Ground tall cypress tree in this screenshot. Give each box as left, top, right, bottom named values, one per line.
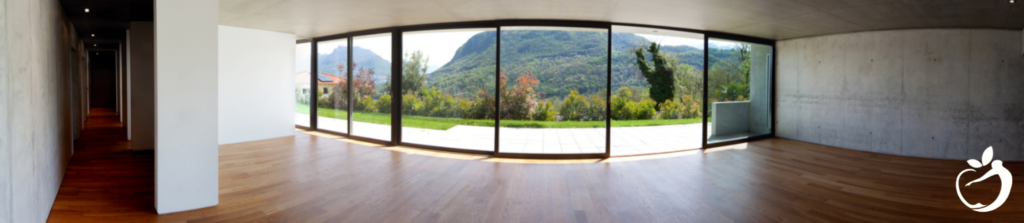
left=634, top=43, right=677, bottom=110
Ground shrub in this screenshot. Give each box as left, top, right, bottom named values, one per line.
left=680, top=94, right=701, bottom=119
left=611, top=87, right=633, bottom=120
left=532, top=99, right=556, bottom=121
left=658, top=99, right=682, bottom=120
left=499, top=72, right=539, bottom=120
left=465, top=89, right=494, bottom=119
left=423, top=87, right=457, bottom=117
left=635, top=98, right=657, bottom=120
left=585, top=94, right=605, bottom=121
left=356, top=95, right=376, bottom=112
left=611, top=87, right=657, bottom=120
left=559, top=89, right=588, bottom=121
left=376, top=94, right=392, bottom=114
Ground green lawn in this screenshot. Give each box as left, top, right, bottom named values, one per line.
left=297, top=104, right=701, bottom=130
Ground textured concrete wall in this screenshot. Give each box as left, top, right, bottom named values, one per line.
left=0, top=0, right=10, bottom=221
left=0, top=0, right=77, bottom=222
left=712, top=101, right=750, bottom=136
left=749, top=44, right=772, bottom=135
left=777, top=29, right=1024, bottom=161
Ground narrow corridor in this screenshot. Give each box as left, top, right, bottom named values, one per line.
left=47, top=108, right=156, bottom=222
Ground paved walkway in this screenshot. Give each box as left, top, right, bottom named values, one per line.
left=297, top=114, right=703, bottom=156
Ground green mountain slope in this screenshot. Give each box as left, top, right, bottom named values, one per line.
left=317, top=46, right=391, bottom=84
left=424, top=30, right=707, bottom=99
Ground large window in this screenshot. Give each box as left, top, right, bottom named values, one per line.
left=350, top=34, right=392, bottom=142
left=297, top=21, right=774, bottom=157
left=296, top=42, right=311, bottom=127
left=705, top=39, right=773, bottom=144
left=498, top=26, right=608, bottom=154
left=316, top=39, right=349, bottom=134
left=401, top=29, right=496, bottom=151
left=610, top=26, right=705, bottom=156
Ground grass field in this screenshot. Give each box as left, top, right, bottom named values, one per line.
left=297, top=104, right=701, bottom=130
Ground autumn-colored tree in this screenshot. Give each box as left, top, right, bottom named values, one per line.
left=353, top=65, right=376, bottom=97
left=499, top=72, right=540, bottom=120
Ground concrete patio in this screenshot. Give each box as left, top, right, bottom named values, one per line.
left=298, top=114, right=704, bottom=156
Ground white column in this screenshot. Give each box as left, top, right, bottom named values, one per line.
left=154, top=0, right=219, bottom=214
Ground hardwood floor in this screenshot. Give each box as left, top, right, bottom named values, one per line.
left=47, top=109, right=1024, bottom=222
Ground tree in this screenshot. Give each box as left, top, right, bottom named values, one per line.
left=560, top=89, right=588, bottom=121
left=634, top=43, right=677, bottom=111
left=388, top=50, right=429, bottom=95
left=499, top=72, right=539, bottom=120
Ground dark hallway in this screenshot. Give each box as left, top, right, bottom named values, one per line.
left=88, top=52, right=117, bottom=108
left=47, top=108, right=155, bottom=222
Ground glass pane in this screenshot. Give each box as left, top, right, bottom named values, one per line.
left=706, top=39, right=772, bottom=144
left=316, top=39, right=349, bottom=134
left=498, top=26, right=608, bottom=154
left=610, top=26, right=704, bottom=156
left=401, top=29, right=496, bottom=151
left=295, top=42, right=311, bottom=127
left=351, top=34, right=392, bottom=142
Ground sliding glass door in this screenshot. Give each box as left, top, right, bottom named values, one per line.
left=610, top=25, right=705, bottom=156
left=350, top=33, right=393, bottom=142
left=497, top=26, right=608, bottom=155
left=295, top=42, right=311, bottom=127
left=316, top=38, right=350, bottom=134
left=401, top=28, right=496, bottom=151
left=705, top=38, right=773, bottom=145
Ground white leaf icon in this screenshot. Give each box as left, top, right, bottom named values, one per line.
left=967, top=159, right=982, bottom=168
left=982, top=146, right=994, bottom=166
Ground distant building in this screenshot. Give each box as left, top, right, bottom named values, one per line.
left=295, top=71, right=346, bottom=96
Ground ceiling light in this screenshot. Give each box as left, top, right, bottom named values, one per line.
left=91, top=34, right=95, bottom=37
left=95, top=53, right=98, bottom=55
left=84, top=8, right=89, bottom=13
left=93, top=44, right=97, bottom=46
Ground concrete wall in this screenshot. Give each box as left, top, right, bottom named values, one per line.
left=129, top=22, right=154, bottom=151
left=217, top=25, right=295, bottom=145
left=777, top=29, right=1024, bottom=161
left=154, top=0, right=219, bottom=214
left=749, top=44, right=772, bottom=135
left=712, top=101, right=750, bottom=136
left=0, top=0, right=78, bottom=222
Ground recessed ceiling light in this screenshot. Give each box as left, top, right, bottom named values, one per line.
left=91, top=34, right=95, bottom=37
left=95, top=52, right=98, bottom=55
left=93, top=44, right=97, bottom=46
left=84, top=8, right=89, bottom=13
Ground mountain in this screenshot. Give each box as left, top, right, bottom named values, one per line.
left=424, top=30, right=708, bottom=99
left=316, top=46, right=391, bottom=84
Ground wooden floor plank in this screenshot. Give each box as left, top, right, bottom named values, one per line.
left=46, top=108, right=1024, bottom=222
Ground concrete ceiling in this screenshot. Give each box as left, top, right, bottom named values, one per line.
left=219, top=0, right=1022, bottom=40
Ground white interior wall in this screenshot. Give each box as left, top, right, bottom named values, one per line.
left=217, top=25, right=296, bottom=145
left=154, top=0, right=220, bottom=214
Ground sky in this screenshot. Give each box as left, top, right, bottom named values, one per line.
left=636, top=33, right=704, bottom=48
